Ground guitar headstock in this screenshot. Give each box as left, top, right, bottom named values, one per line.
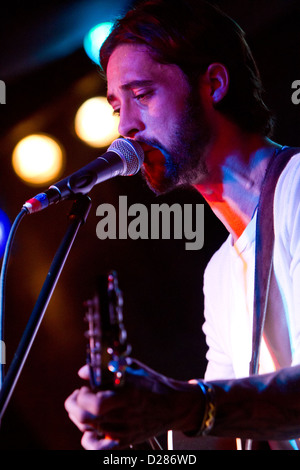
left=84, top=270, right=131, bottom=390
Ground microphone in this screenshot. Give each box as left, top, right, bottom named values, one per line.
left=23, top=138, right=144, bottom=214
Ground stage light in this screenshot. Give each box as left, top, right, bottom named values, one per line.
left=0, top=209, right=11, bottom=257
left=12, top=134, right=64, bottom=186
left=74, top=96, right=119, bottom=147
left=83, top=22, right=113, bottom=65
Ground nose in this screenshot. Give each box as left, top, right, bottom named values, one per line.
left=118, top=103, right=145, bottom=139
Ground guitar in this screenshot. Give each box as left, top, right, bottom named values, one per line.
left=84, top=271, right=130, bottom=392
left=84, top=272, right=236, bottom=450
left=84, top=270, right=163, bottom=450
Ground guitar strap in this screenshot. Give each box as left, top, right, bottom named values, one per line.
left=250, top=146, right=299, bottom=376
left=245, top=146, right=299, bottom=451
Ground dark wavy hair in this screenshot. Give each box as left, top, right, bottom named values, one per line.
left=100, top=0, right=274, bottom=136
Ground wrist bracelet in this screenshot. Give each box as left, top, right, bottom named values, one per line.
left=184, top=380, right=216, bottom=437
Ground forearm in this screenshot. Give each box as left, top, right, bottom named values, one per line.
left=209, top=365, right=300, bottom=440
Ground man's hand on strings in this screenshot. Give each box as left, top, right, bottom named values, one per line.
left=64, top=359, right=204, bottom=450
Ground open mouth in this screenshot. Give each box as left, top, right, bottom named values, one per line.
left=138, top=142, right=165, bottom=167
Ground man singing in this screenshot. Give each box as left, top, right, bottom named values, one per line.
left=65, top=0, right=300, bottom=450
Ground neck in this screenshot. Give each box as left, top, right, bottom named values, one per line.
left=194, top=130, right=281, bottom=242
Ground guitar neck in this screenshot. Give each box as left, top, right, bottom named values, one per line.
left=84, top=271, right=130, bottom=391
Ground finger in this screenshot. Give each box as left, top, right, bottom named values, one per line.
left=65, top=391, right=93, bottom=432
left=68, top=412, right=96, bottom=433
left=65, top=388, right=99, bottom=425
left=76, top=387, right=121, bottom=416
left=81, top=431, right=120, bottom=450
left=64, top=389, right=80, bottom=414
left=78, top=364, right=90, bottom=380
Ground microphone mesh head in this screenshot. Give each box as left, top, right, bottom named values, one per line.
left=108, top=138, right=144, bottom=176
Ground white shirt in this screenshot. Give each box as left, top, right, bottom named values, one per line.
left=202, top=152, right=300, bottom=449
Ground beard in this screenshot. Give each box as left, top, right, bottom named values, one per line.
left=140, top=89, right=212, bottom=195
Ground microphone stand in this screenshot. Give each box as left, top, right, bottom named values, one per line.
left=0, top=194, right=92, bottom=421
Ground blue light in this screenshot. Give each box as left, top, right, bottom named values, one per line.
left=0, top=210, right=11, bottom=258
left=83, top=22, right=113, bottom=65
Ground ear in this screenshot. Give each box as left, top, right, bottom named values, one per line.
left=205, top=63, right=229, bottom=104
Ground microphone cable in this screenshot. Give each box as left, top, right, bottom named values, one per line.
left=0, top=208, right=28, bottom=388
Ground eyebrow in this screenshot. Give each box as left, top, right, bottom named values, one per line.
left=107, top=80, right=155, bottom=104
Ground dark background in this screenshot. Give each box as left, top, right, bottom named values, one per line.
left=0, top=0, right=299, bottom=450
